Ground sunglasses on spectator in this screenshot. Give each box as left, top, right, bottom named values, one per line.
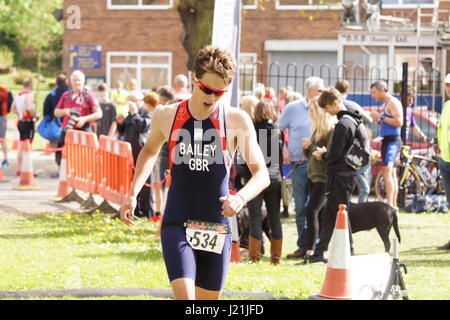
left=194, top=77, right=228, bottom=97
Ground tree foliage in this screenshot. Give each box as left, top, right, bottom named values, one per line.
left=0, top=0, right=63, bottom=73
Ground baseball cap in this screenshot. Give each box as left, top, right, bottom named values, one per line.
left=445, top=73, right=450, bottom=84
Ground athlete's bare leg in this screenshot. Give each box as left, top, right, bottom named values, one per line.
left=195, top=286, right=222, bottom=300
left=382, top=166, right=395, bottom=208
left=17, top=141, right=23, bottom=173
left=171, top=278, right=196, bottom=300
left=392, top=169, right=399, bottom=209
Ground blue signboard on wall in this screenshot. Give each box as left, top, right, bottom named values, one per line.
left=69, top=45, right=102, bottom=70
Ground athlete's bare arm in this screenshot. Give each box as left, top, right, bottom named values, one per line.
left=119, top=103, right=177, bottom=225
left=385, top=100, right=403, bottom=127
left=219, top=107, right=270, bottom=217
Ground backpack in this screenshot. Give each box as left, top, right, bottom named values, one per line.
left=342, top=114, right=371, bottom=170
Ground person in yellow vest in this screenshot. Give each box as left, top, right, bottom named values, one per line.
left=110, top=80, right=129, bottom=117
left=437, top=73, right=450, bottom=249
left=438, top=74, right=450, bottom=204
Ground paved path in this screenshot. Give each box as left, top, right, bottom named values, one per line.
left=0, top=149, right=118, bottom=214
left=0, top=288, right=278, bottom=300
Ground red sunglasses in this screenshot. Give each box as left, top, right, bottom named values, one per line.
left=194, top=77, right=228, bottom=97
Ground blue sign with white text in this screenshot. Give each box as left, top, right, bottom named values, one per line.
left=69, top=45, right=102, bottom=70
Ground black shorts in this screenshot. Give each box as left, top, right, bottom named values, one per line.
left=17, top=120, right=35, bottom=141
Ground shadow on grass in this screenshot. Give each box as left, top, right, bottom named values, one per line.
left=76, top=246, right=163, bottom=262
left=399, top=246, right=450, bottom=268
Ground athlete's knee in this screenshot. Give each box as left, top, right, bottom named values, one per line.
left=171, top=278, right=196, bottom=300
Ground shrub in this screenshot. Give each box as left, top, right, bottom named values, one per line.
left=0, top=46, right=14, bottom=73
left=13, top=69, right=35, bottom=85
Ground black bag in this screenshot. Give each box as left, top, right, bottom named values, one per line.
left=342, top=114, right=371, bottom=170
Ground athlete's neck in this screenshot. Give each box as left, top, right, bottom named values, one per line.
left=187, top=98, right=217, bottom=120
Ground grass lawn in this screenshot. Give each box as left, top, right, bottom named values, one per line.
left=0, top=211, right=448, bottom=300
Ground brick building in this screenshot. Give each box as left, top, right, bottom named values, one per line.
left=62, top=0, right=450, bottom=96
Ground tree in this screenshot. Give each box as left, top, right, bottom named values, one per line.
left=176, top=0, right=215, bottom=71
left=0, top=0, right=63, bottom=74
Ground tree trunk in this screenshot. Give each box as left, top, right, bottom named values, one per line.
left=177, top=0, right=215, bottom=71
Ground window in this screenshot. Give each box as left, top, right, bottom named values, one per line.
left=383, top=0, right=435, bottom=8
left=107, top=0, right=173, bottom=10
left=107, top=52, right=172, bottom=92
left=242, top=0, right=258, bottom=9
left=276, top=0, right=341, bottom=10
left=239, top=53, right=258, bottom=95
left=344, top=46, right=388, bottom=93
left=276, top=0, right=435, bottom=9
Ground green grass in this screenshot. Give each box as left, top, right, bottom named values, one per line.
left=0, top=211, right=449, bottom=300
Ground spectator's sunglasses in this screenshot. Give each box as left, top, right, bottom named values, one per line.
left=194, top=77, right=228, bottom=97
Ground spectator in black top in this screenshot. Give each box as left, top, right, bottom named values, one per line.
left=335, top=79, right=373, bottom=203
left=43, top=73, right=70, bottom=168
left=306, top=86, right=360, bottom=263
left=95, top=83, right=117, bottom=137
left=117, top=93, right=153, bottom=218
left=44, top=73, right=70, bottom=120
left=246, top=99, right=283, bottom=265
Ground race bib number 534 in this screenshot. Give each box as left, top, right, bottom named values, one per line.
left=184, top=220, right=230, bottom=254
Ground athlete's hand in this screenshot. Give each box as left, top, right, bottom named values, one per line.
left=219, top=195, right=245, bottom=217
left=120, top=196, right=137, bottom=226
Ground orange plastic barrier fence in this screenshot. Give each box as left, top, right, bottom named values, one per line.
left=97, top=135, right=134, bottom=206
left=65, top=129, right=99, bottom=195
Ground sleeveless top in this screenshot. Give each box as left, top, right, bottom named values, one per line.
left=380, top=96, right=402, bottom=137
left=15, top=91, right=34, bottom=121
left=163, top=100, right=233, bottom=226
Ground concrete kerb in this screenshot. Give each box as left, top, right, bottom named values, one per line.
left=0, top=288, right=281, bottom=300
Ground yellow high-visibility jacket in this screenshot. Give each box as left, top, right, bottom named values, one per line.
left=438, top=100, right=450, bottom=162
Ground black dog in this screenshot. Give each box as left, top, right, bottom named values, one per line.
left=347, top=201, right=401, bottom=253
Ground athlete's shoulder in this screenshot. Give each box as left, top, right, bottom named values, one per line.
left=224, top=105, right=252, bottom=126
left=153, top=101, right=179, bottom=119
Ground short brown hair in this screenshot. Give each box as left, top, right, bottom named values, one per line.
left=318, top=86, right=342, bottom=109
left=143, top=92, right=159, bottom=109
left=254, top=99, right=278, bottom=123
left=56, top=72, right=68, bottom=88
left=97, top=82, right=109, bottom=92
left=193, top=46, right=236, bottom=85
left=335, top=79, right=350, bottom=94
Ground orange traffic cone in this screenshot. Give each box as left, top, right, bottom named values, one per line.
left=52, top=147, right=71, bottom=200
left=310, top=204, right=352, bottom=300
left=13, top=140, right=40, bottom=190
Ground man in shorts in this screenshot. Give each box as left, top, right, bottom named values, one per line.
left=10, top=79, right=37, bottom=174
left=119, top=46, right=270, bottom=300
left=370, top=80, right=403, bottom=209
